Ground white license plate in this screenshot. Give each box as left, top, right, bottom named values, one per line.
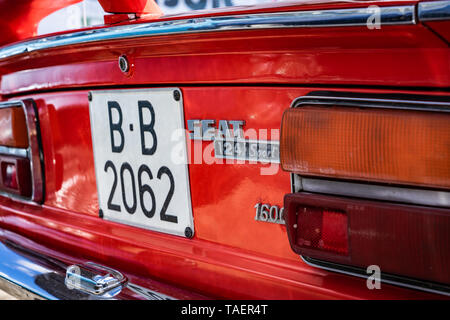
left=89, top=88, right=194, bottom=237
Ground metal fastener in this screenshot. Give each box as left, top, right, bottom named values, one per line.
left=118, top=55, right=129, bottom=73
left=173, top=90, right=181, bottom=101
left=184, top=227, right=193, bottom=239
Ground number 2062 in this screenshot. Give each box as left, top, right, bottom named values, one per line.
left=103, top=100, right=178, bottom=224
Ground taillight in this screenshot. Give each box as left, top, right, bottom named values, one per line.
left=280, top=105, right=450, bottom=189
left=0, top=100, right=43, bottom=202
left=296, top=207, right=348, bottom=255
left=281, top=93, right=450, bottom=293
left=0, top=157, right=32, bottom=197
left=2, top=162, right=17, bottom=189
left=285, top=193, right=450, bottom=288
left=0, top=107, right=28, bottom=148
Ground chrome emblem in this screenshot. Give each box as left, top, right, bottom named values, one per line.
left=254, top=203, right=285, bottom=225
left=187, top=119, right=279, bottom=164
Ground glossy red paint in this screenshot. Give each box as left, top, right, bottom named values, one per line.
left=1, top=24, right=449, bottom=95
left=0, top=0, right=448, bottom=299
left=0, top=86, right=447, bottom=299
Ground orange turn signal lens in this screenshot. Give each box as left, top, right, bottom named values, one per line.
left=280, top=106, right=450, bottom=189
left=0, top=107, right=28, bottom=148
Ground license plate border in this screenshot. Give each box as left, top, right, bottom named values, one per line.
left=88, top=87, right=194, bottom=238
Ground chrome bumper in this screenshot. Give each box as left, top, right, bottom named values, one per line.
left=0, top=236, right=178, bottom=300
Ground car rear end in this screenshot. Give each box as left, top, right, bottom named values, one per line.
left=0, top=0, right=448, bottom=299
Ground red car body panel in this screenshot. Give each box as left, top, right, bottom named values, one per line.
left=1, top=24, right=449, bottom=95
left=0, top=0, right=448, bottom=299
left=0, top=87, right=446, bottom=299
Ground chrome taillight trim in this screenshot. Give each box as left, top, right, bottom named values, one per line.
left=0, top=100, right=44, bottom=203
left=0, top=5, right=416, bottom=60
left=301, top=256, right=450, bottom=296
left=0, top=146, right=28, bottom=159
left=418, top=0, right=450, bottom=22
left=296, top=177, right=450, bottom=208
left=291, top=91, right=450, bottom=112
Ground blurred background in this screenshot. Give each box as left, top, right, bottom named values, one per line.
left=38, top=0, right=289, bottom=35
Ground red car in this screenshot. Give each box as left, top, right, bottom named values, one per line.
left=0, top=0, right=448, bottom=300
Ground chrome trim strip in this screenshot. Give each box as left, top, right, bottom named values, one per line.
left=0, top=146, right=28, bottom=158
left=0, top=5, right=415, bottom=60
left=290, top=172, right=302, bottom=193
left=418, top=0, right=450, bottom=22
left=300, top=256, right=450, bottom=296
left=22, top=99, right=45, bottom=203
left=301, top=177, right=450, bottom=208
left=292, top=94, right=450, bottom=112
left=0, top=101, right=24, bottom=109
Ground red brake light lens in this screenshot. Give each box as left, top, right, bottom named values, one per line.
left=296, top=207, right=348, bottom=255
left=0, top=157, right=32, bottom=197
left=285, top=193, right=450, bottom=286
